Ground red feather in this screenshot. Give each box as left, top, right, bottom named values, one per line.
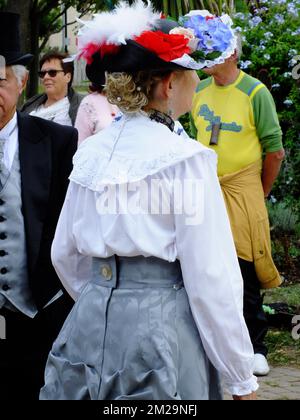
left=80, top=42, right=120, bottom=64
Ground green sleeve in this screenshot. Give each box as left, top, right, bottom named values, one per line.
left=189, top=113, right=198, bottom=139
left=251, top=87, right=283, bottom=152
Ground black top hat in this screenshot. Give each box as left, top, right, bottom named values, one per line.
left=0, top=12, right=33, bottom=66
left=85, top=18, right=182, bottom=85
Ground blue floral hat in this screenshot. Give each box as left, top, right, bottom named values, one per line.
left=179, top=10, right=238, bottom=68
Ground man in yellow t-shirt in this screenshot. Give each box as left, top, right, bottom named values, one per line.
left=191, top=41, right=285, bottom=376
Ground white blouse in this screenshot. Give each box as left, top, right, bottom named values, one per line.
left=52, top=113, right=258, bottom=396
left=29, top=97, right=72, bottom=126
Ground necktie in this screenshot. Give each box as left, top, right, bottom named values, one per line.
left=0, top=123, right=16, bottom=190
left=0, top=138, right=9, bottom=189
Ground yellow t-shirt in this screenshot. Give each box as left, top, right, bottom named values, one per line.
left=191, top=71, right=283, bottom=176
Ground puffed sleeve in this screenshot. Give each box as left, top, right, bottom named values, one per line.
left=174, top=151, right=258, bottom=396
left=75, top=100, right=94, bottom=145
left=51, top=181, right=92, bottom=301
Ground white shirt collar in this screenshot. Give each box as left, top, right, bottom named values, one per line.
left=0, top=112, right=18, bottom=140
left=0, top=112, right=19, bottom=171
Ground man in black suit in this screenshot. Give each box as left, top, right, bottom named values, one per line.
left=0, top=12, right=77, bottom=399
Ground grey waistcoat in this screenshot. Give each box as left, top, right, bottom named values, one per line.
left=0, top=150, right=37, bottom=318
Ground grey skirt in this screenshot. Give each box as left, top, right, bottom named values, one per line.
left=40, top=256, right=222, bottom=400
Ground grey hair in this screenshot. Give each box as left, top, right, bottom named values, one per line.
left=235, top=33, right=243, bottom=60
left=11, top=65, right=28, bottom=87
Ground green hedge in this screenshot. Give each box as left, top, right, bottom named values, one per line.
left=233, top=0, right=300, bottom=209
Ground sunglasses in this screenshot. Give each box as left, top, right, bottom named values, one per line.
left=38, top=69, right=65, bottom=79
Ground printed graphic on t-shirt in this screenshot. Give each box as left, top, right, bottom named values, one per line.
left=199, top=104, right=242, bottom=133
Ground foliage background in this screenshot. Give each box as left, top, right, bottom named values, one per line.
left=233, top=0, right=300, bottom=209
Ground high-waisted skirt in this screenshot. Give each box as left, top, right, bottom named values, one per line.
left=40, top=256, right=222, bottom=400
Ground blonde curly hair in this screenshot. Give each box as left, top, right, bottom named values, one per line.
left=105, top=70, right=172, bottom=113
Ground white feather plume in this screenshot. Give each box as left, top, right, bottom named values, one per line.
left=77, top=0, right=161, bottom=52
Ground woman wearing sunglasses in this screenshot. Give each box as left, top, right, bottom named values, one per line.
left=21, top=52, right=84, bottom=127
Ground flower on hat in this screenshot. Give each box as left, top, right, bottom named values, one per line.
left=169, top=27, right=199, bottom=52
left=169, top=27, right=195, bottom=40
left=134, top=30, right=191, bottom=62
left=180, top=10, right=237, bottom=66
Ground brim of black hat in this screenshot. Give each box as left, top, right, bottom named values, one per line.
left=1, top=52, right=33, bottom=66
left=85, top=40, right=187, bottom=85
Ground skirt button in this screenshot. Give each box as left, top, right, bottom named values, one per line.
left=101, top=265, right=113, bottom=281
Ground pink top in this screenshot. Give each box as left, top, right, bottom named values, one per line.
left=75, top=92, right=119, bottom=145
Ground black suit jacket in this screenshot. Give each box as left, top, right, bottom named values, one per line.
left=17, top=113, right=77, bottom=309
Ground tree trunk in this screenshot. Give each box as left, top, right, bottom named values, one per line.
left=26, top=4, right=40, bottom=99
left=3, top=0, right=32, bottom=53
left=2, top=0, right=34, bottom=101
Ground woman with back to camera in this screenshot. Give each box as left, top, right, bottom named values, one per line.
left=75, top=67, right=119, bottom=145
left=40, top=1, right=258, bottom=401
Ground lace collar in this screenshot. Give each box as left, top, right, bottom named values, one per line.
left=70, top=114, right=216, bottom=190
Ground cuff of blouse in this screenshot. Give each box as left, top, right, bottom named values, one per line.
left=223, top=375, right=259, bottom=397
